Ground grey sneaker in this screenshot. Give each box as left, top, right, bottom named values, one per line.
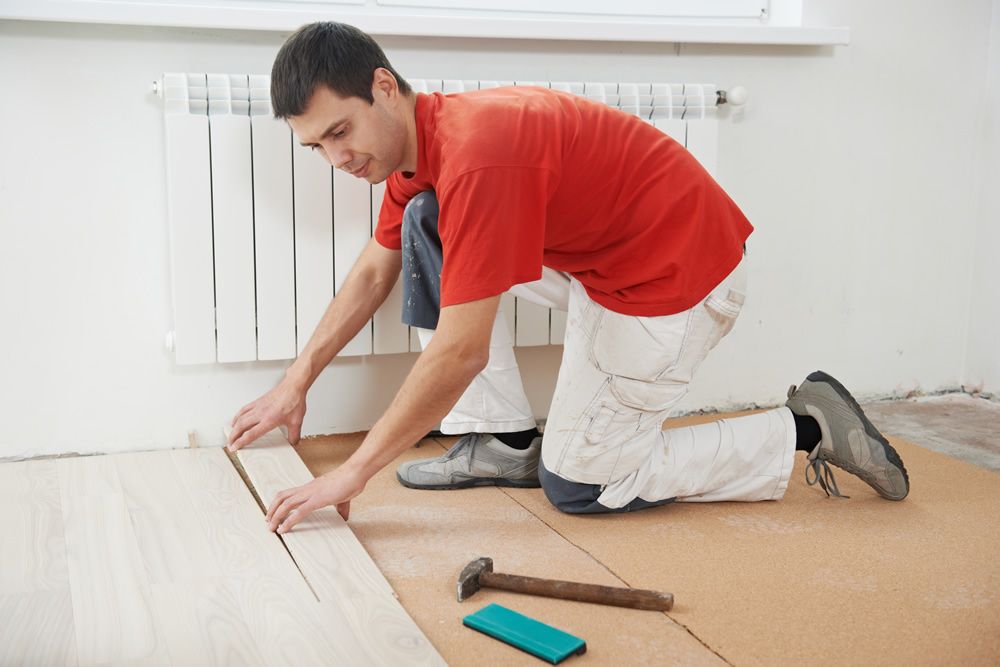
left=396, top=434, right=542, bottom=490
left=786, top=371, right=910, bottom=500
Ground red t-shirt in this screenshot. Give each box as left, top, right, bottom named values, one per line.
left=375, top=88, right=752, bottom=316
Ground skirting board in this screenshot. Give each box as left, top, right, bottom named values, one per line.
left=231, top=428, right=445, bottom=666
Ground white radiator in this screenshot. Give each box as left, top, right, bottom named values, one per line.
left=161, top=75, right=722, bottom=364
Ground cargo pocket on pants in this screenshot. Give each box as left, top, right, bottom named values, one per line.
left=575, top=375, right=683, bottom=480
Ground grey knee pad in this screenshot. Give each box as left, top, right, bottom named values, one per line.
left=400, top=191, right=444, bottom=330
left=538, top=459, right=676, bottom=514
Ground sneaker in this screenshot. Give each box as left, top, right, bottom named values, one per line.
left=396, top=433, right=542, bottom=490
left=786, top=371, right=910, bottom=500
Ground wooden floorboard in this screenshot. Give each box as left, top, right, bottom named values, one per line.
left=0, top=445, right=445, bottom=666
left=235, top=429, right=447, bottom=666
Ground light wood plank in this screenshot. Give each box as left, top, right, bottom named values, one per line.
left=234, top=430, right=395, bottom=599
left=236, top=430, right=446, bottom=665
left=58, top=461, right=170, bottom=666
left=167, top=448, right=309, bottom=589
left=0, top=589, right=77, bottom=666
left=149, top=580, right=266, bottom=667
left=0, top=460, right=68, bottom=595
left=114, top=450, right=224, bottom=585
left=228, top=574, right=375, bottom=666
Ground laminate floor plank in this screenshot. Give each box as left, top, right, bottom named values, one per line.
left=148, top=580, right=266, bottom=667
left=2, top=447, right=441, bottom=666
left=0, top=459, right=68, bottom=595
left=58, top=458, right=170, bottom=666
left=114, top=450, right=224, bottom=584
left=0, top=588, right=78, bottom=666
left=234, top=430, right=396, bottom=599
left=227, top=574, right=376, bottom=666
left=236, top=429, right=446, bottom=666
left=167, top=448, right=307, bottom=589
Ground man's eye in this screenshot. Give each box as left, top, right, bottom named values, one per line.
left=309, top=145, right=318, bottom=152
left=335, top=129, right=347, bottom=138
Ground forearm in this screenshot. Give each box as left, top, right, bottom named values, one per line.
left=342, top=340, right=485, bottom=480
left=286, top=258, right=397, bottom=391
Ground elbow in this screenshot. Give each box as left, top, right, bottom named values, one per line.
left=463, top=349, right=489, bottom=379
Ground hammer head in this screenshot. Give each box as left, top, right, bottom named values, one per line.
left=457, top=557, right=494, bottom=602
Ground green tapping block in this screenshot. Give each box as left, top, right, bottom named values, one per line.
left=462, top=603, right=587, bottom=664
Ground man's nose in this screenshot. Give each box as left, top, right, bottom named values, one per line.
left=330, top=148, right=352, bottom=170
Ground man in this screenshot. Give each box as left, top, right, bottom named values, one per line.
left=227, top=22, right=909, bottom=534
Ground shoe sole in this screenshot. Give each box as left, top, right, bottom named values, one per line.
left=396, top=472, right=541, bottom=490
left=806, top=371, right=910, bottom=500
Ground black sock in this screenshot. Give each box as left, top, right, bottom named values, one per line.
left=793, top=413, right=822, bottom=452
left=494, top=427, right=540, bottom=450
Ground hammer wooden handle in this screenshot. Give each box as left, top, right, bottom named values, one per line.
left=479, top=571, right=673, bottom=611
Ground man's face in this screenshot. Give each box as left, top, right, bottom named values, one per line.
left=288, top=76, right=408, bottom=184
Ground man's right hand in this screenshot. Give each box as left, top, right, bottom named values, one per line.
left=227, top=378, right=307, bottom=451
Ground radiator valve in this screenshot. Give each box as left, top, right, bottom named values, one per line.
left=717, top=86, right=748, bottom=107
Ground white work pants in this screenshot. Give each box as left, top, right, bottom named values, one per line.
left=417, top=258, right=796, bottom=508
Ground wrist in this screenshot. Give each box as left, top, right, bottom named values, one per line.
left=340, top=453, right=379, bottom=484
left=284, top=362, right=313, bottom=392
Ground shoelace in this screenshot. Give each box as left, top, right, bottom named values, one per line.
left=440, top=433, right=483, bottom=461
left=805, top=457, right=849, bottom=499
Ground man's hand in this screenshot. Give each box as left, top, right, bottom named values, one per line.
left=228, top=379, right=307, bottom=451
left=265, top=465, right=367, bottom=532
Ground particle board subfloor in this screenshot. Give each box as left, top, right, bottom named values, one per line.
left=296, top=396, right=1000, bottom=666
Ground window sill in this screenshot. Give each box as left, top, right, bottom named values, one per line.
left=2, top=1, right=850, bottom=46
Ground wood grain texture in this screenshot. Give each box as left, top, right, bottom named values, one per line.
left=0, top=460, right=68, bottom=595
left=149, top=580, right=266, bottom=667
left=115, top=450, right=224, bottom=584
left=2, top=447, right=443, bottom=666
left=236, top=429, right=446, bottom=666
left=58, top=478, right=170, bottom=665
left=0, top=589, right=78, bottom=666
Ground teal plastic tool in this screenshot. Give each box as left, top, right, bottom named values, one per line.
left=462, top=603, right=587, bottom=664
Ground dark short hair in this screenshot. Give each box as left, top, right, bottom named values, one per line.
left=270, top=22, right=412, bottom=118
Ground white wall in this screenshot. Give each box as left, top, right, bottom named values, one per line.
left=963, top=0, right=1000, bottom=394
left=0, top=0, right=995, bottom=459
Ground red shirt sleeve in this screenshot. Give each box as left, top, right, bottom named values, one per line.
left=437, top=166, right=553, bottom=307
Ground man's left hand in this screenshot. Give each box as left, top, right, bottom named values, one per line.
left=265, top=465, right=367, bottom=532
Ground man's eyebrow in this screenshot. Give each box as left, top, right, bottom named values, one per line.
left=299, top=118, right=348, bottom=146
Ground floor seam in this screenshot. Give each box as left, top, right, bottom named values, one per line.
left=425, top=436, right=732, bottom=663
left=496, top=486, right=733, bottom=666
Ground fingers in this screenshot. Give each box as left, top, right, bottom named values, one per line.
left=266, top=491, right=303, bottom=532
left=287, top=422, right=302, bottom=446
left=277, top=498, right=318, bottom=534
left=230, top=401, right=255, bottom=428
left=228, top=422, right=268, bottom=452
left=265, top=487, right=296, bottom=524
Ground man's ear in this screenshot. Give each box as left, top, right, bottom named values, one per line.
left=372, top=67, right=398, bottom=102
